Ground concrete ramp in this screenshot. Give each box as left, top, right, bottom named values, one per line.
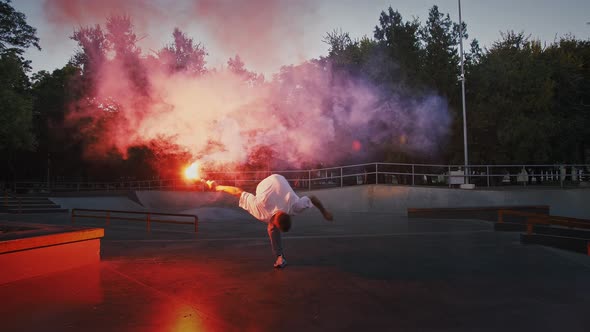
left=48, top=192, right=239, bottom=216
left=306, top=185, right=590, bottom=219
left=48, top=186, right=590, bottom=219
left=179, top=207, right=250, bottom=221
left=135, top=191, right=237, bottom=210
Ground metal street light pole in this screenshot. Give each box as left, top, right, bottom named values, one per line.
left=458, top=0, right=469, bottom=186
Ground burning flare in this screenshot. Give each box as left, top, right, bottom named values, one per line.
left=183, top=161, right=201, bottom=181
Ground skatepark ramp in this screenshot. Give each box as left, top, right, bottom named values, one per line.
left=312, top=185, right=590, bottom=219
left=48, top=185, right=590, bottom=219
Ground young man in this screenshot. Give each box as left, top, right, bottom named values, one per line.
left=206, top=174, right=333, bottom=268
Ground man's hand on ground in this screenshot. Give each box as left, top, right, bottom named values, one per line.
left=310, top=195, right=334, bottom=221
left=323, top=210, right=334, bottom=221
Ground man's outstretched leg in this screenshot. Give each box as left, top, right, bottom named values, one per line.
left=267, top=222, right=287, bottom=268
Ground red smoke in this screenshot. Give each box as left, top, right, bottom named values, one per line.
left=192, top=0, right=312, bottom=70
left=43, top=0, right=165, bottom=30
left=42, top=1, right=451, bottom=175
left=43, top=0, right=313, bottom=73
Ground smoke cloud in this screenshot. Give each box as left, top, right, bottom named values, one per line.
left=69, top=59, right=451, bottom=169
left=42, top=0, right=314, bottom=73
left=42, top=0, right=166, bottom=39
left=43, top=0, right=452, bottom=173
left=190, top=0, right=313, bottom=71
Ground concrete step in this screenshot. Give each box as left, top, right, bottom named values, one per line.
left=1, top=196, right=64, bottom=213
left=1, top=204, right=61, bottom=211
left=2, top=202, right=59, bottom=208
left=2, top=199, right=52, bottom=204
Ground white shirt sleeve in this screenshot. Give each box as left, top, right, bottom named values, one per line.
left=291, top=196, right=313, bottom=215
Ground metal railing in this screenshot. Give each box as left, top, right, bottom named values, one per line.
left=12, top=162, right=590, bottom=193
left=71, top=208, right=198, bottom=235
left=13, top=179, right=198, bottom=193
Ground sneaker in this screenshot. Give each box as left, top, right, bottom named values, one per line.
left=273, top=255, right=287, bottom=268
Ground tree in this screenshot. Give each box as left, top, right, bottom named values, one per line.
left=0, top=0, right=39, bottom=182
left=0, top=51, right=35, bottom=151
left=465, top=39, right=483, bottom=71
left=0, top=0, right=40, bottom=56
left=0, top=51, right=37, bottom=182
left=543, top=37, right=590, bottom=163
left=227, top=54, right=263, bottom=85
left=0, top=0, right=39, bottom=152
left=373, top=7, right=423, bottom=88
left=418, top=5, right=470, bottom=163
left=158, top=28, right=207, bottom=75
left=31, top=65, right=85, bottom=180
left=467, top=32, right=556, bottom=163
left=323, top=29, right=354, bottom=65
left=70, top=24, right=108, bottom=95
left=146, top=137, right=191, bottom=180
left=322, top=30, right=378, bottom=80
left=105, top=15, right=149, bottom=96
left=105, top=15, right=140, bottom=60
left=420, top=5, right=463, bottom=99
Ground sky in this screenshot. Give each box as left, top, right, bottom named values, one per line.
left=12, top=0, right=590, bottom=77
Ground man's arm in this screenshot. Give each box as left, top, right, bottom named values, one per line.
left=216, top=185, right=244, bottom=197
left=309, top=195, right=333, bottom=221
left=206, top=181, right=244, bottom=197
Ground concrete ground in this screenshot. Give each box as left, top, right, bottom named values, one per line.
left=1, top=206, right=590, bottom=331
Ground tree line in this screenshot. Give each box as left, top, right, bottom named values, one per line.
left=1, top=0, right=588, bottom=183
left=323, top=6, right=589, bottom=166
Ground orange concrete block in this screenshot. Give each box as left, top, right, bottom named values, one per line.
left=0, top=228, right=104, bottom=254
left=0, top=238, right=101, bottom=284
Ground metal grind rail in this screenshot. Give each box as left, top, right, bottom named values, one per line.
left=498, top=209, right=590, bottom=234
left=71, top=208, right=198, bottom=235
